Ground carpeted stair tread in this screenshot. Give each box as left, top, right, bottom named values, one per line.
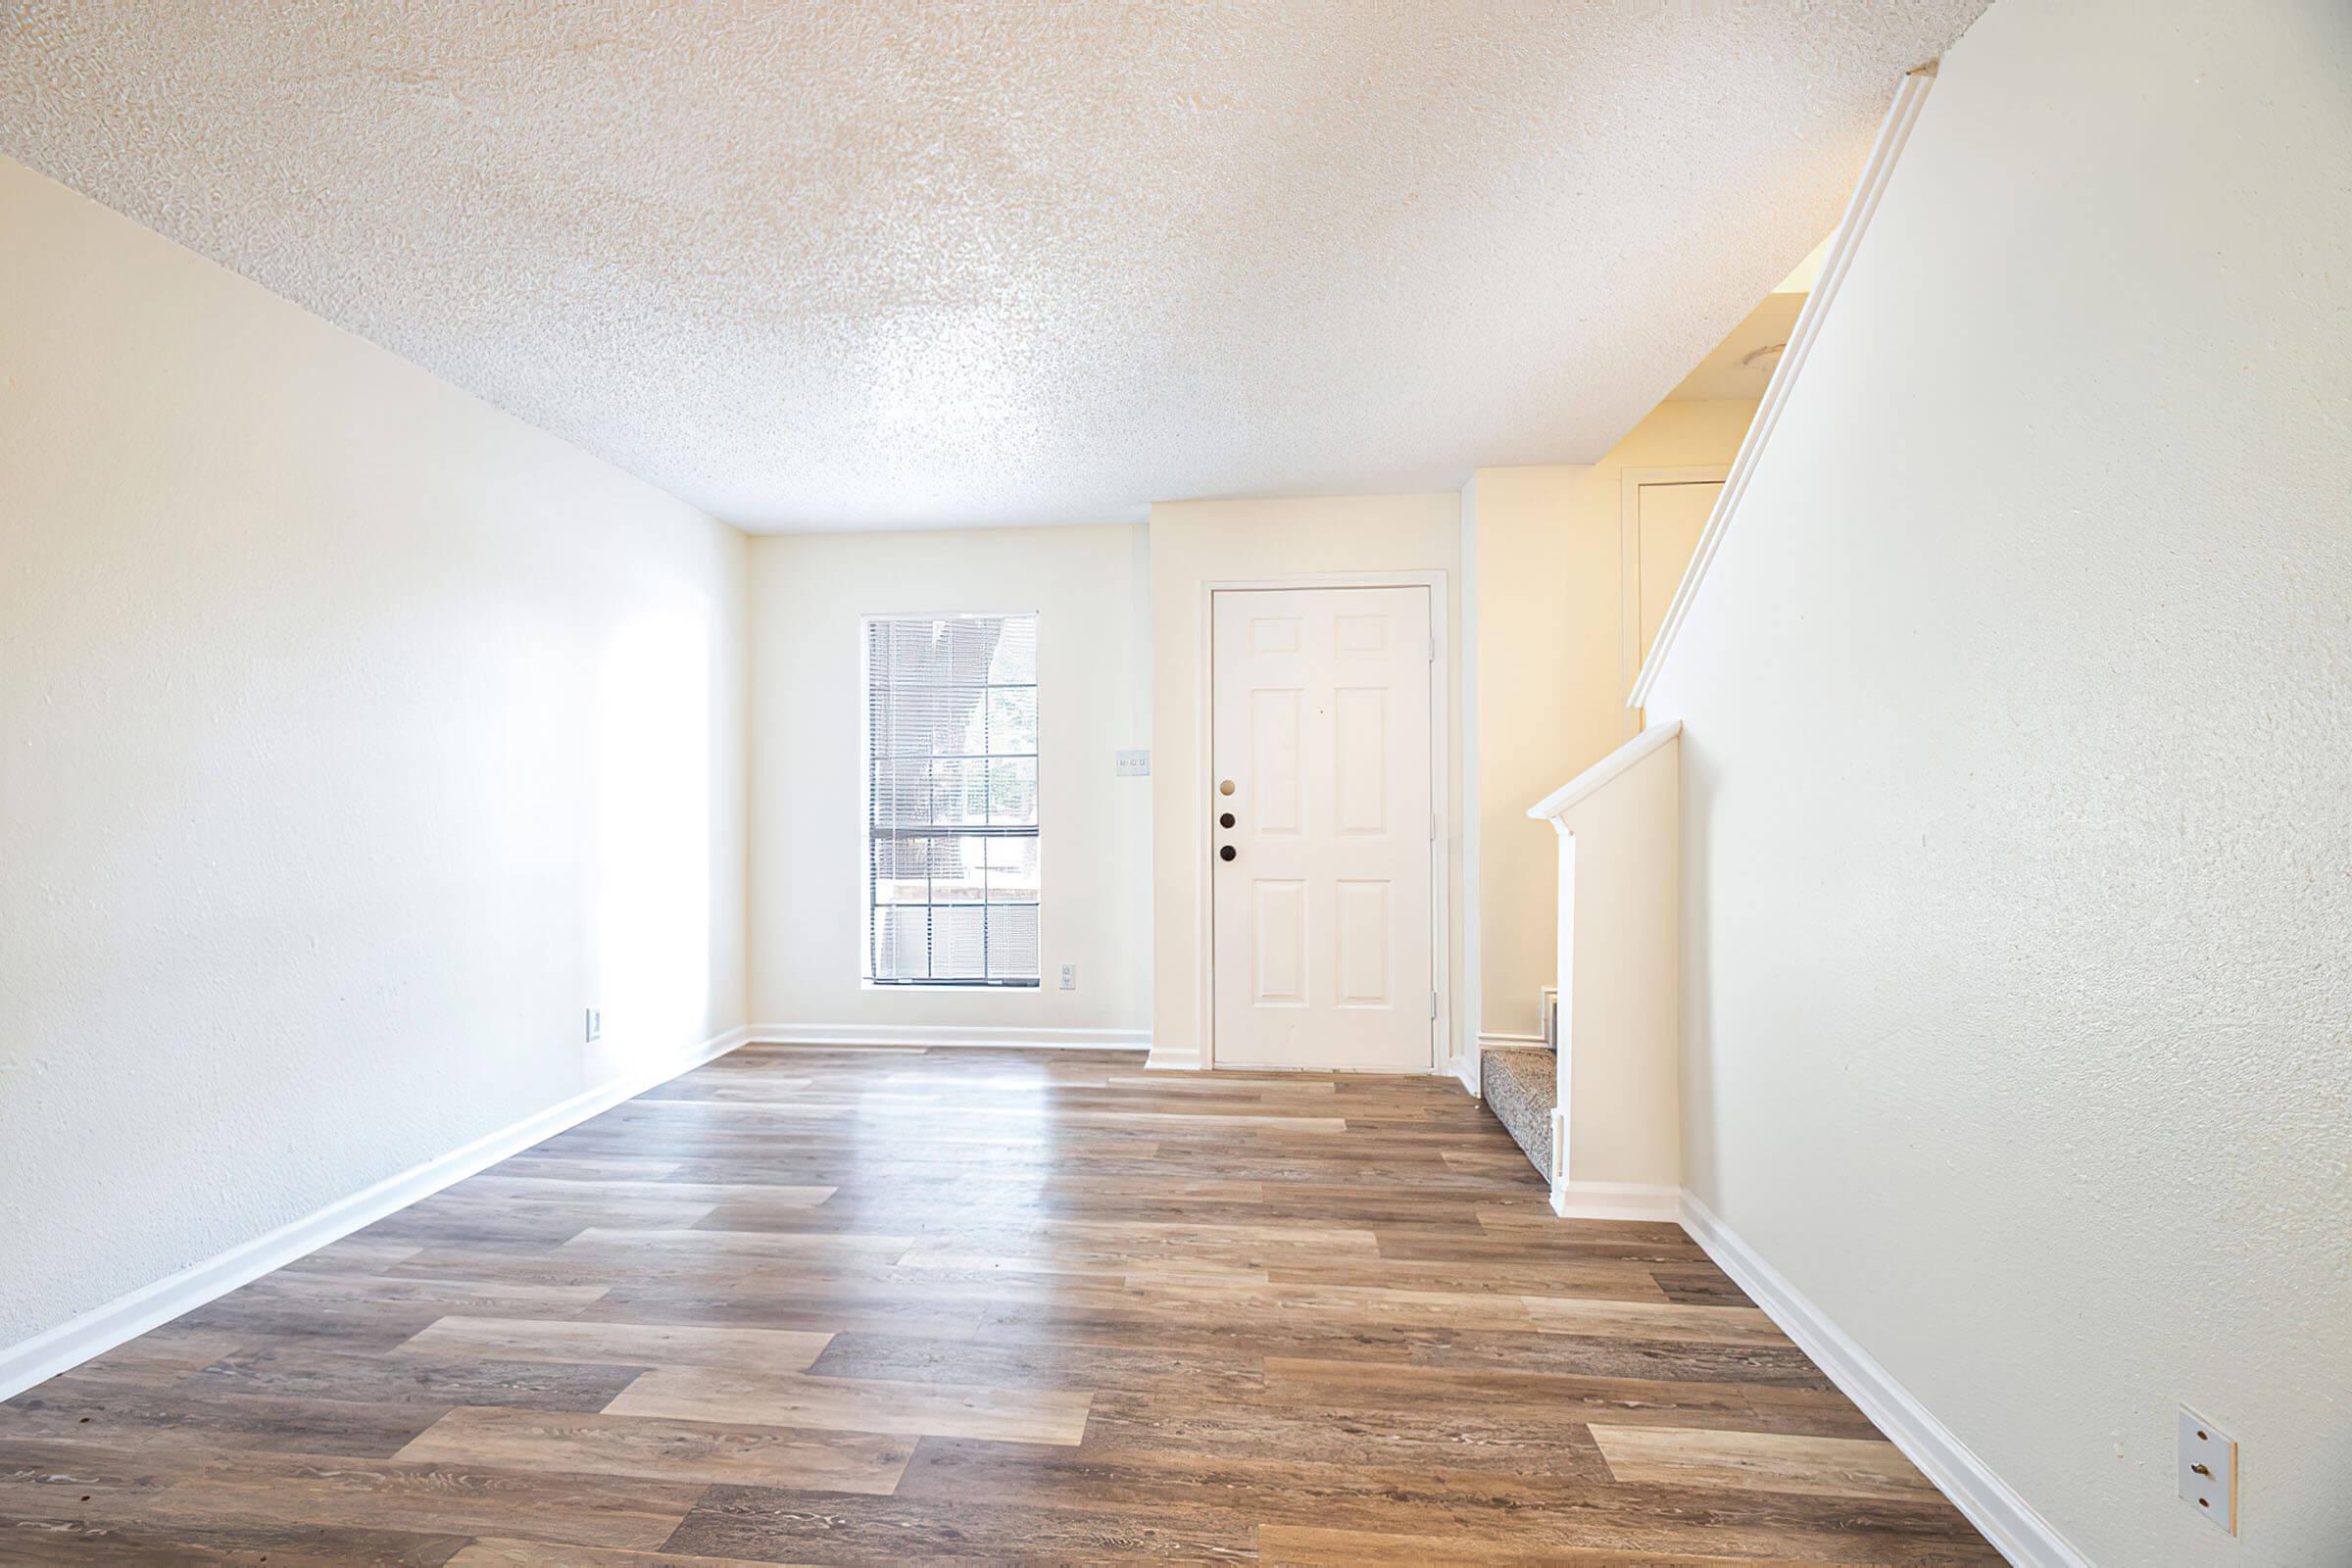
left=1481, top=1046, right=1556, bottom=1179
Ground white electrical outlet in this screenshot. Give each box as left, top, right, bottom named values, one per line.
left=1059, top=963, right=1077, bottom=990
left=2179, top=1406, right=2237, bottom=1535
left=1114, top=749, right=1151, bottom=777
left=585, top=1007, right=602, bottom=1043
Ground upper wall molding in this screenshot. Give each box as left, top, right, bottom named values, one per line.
left=1629, top=64, right=1939, bottom=710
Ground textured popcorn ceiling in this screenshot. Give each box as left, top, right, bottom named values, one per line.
left=1, top=2, right=1986, bottom=531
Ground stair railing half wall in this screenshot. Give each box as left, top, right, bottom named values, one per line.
left=1527, top=721, right=1684, bottom=1221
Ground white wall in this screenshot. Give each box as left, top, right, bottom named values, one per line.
left=0, top=160, right=751, bottom=1354
left=1468, top=401, right=1755, bottom=1043
left=747, top=525, right=1152, bottom=1044
left=1644, top=2, right=2351, bottom=1559
left=1148, top=493, right=1463, bottom=1070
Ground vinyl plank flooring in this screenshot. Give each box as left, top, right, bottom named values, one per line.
left=0, top=1045, right=1995, bottom=1562
left=137, top=1452, right=706, bottom=1551
left=1, top=1376, right=454, bottom=1457
left=608, top=1365, right=1096, bottom=1446
left=561, top=1227, right=917, bottom=1261
left=457, top=1175, right=837, bottom=1207
left=1590, top=1422, right=1944, bottom=1501
left=444, top=1541, right=784, bottom=1568
left=806, top=1330, right=1267, bottom=1399
left=0, top=1517, right=471, bottom=1566
left=395, top=1314, right=833, bottom=1373
left=1258, top=1523, right=1831, bottom=1565
left=398, top=1406, right=914, bottom=1493
left=663, top=1485, right=1258, bottom=1564
left=1518, top=1294, right=1787, bottom=1345
left=189, top=1345, right=646, bottom=1411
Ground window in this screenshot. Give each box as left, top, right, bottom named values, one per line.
left=862, top=613, right=1040, bottom=987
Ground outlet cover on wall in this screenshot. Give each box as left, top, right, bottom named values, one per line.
left=585, top=1007, right=602, bottom=1043
left=1114, top=749, right=1151, bottom=777
left=2178, top=1406, right=2237, bottom=1535
left=1059, top=963, right=1077, bottom=990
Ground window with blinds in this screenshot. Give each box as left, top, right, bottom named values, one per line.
left=862, top=613, right=1040, bottom=987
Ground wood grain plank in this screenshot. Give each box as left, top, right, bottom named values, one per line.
left=1590, top=1423, right=1943, bottom=1500
left=139, top=1452, right=704, bottom=1550
left=1259, top=1522, right=1817, bottom=1565
left=397, top=1405, right=913, bottom=1492
left=607, top=1365, right=1096, bottom=1446
left=189, top=1346, right=644, bottom=1412
left=1519, top=1295, right=1787, bottom=1345
left=444, top=1541, right=788, bottom=1568
left=394, top=1314, right=833, bottom=1373
left=455, top=1175, right=837, bottom=1206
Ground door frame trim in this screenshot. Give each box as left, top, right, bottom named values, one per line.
left=1198, top=572, right=1451, bottom=1074
left=1617, top=466, right=1729, bottom=738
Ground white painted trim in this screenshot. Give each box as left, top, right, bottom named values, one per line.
left=1629, top=64, right=1939, bottom=710
left=1197, top=571, right=1452, bottom=1075
left=1477, top=1031, right=1547, bottom=1047
left=1458, top=484, right=1484, bottom=1106
left=1679, top=1190, right=2089, bottom=1568
left=1551, top=1178, right=1680, bottom=1222
left=1526, top=720, right=1682, bottom=823
left=0, top=1023, right=756, bottom=1403
left=1617, top=464, right=1730, bottom=734
left=1444, top=1053, right=1481, bottom=1097
left=1144, top=1044, right=1205, bottom=1071
left=752, top=1023, right=1149, bottom=1051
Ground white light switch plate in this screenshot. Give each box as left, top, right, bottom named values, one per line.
left=2179, top=1406, right=2237, bottom=1535
left=1114, top=749, right=1151, bottom=777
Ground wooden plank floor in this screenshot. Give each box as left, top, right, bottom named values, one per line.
left=1, top=1046, right=1999, bottom=1564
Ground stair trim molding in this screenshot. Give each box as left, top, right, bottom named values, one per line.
left=1679, top=1190, right=2088, bottom=1568
left=1525, top=720, right=1681, bottom=824
left=1630, top=63, right=1939, bottom=710
left=0, top=1023, right=755, bottom=1404
left=752, top=1023, right=1150, bottom=1052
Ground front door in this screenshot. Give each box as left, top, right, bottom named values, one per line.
left=1209, top=586, right=1435, bottom=1071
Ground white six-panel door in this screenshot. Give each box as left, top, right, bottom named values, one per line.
left=1210, top=586, right=1435, bottom=1071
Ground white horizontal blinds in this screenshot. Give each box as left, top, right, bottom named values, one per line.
left=866, top=613, right=1040, bottom=987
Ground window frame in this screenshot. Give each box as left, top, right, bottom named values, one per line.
left=858, top=611, right=1042, bottom=990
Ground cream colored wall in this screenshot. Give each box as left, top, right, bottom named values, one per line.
left=1148, top=494, right=1463, bottom=1070
left=1644, top=0, right=2351, bottom=1558
left=1468, top=400, right=1753, bottom=1041
left=748, top=525, right=1152, bottom=1043
left=1552, top=737, right=1680, bottom=1192
left=0, top=159, right=750, bottom=1353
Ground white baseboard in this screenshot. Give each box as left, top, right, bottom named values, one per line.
left=1477, top=1030, right=1547, bottom=1050
left=1550, top=1178, right=1680, bottom=1221
left=1444, top=1053, right=1481, bottom=1097
left=1678, top=1191, right=2086, bottom=1567
left=750, top=1023, right=1150, bottom=1052
left=0, top=1023, right=754, bottom=1404
left=1143, top=1045, right=1204, bottom=1071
